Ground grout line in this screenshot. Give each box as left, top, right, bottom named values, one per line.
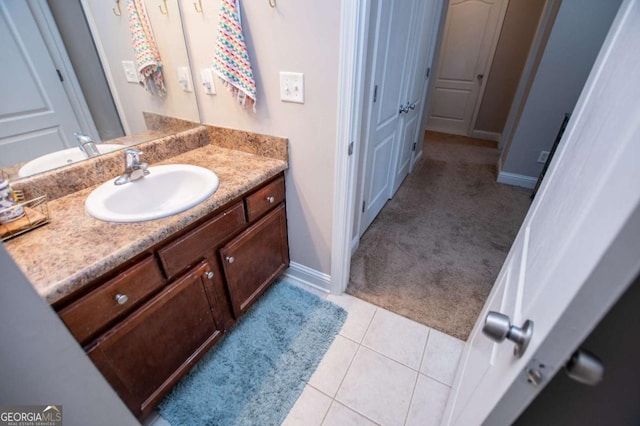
left=419, top=371, right=453, bottom=389
left=403, top=334, right=434, bottom=426
left=418, top=328, right=432, bottom=374
left=328, top=400, right=382, bottom=426
left=403, top=363, right=422, bottom=426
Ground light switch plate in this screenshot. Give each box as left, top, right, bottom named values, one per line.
left=122, top=61, right=139, bottom=83
left=177, top=66, right=193, bottom=92
left=200, top=68, right=216, bottom=95
left=280, top=72, right=304, bottom=103
left=537, top=150, right=550, bottom=164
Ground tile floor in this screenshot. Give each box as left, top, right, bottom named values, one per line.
left=146, top=290, right=465, bottom=426
left=283, top=293, right=465, bottom=426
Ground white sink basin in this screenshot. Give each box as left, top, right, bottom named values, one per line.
left=85, top=164, right=219, bottom=223
left=18, top=144, right=124, bottom=177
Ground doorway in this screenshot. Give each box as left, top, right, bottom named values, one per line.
left=344, top=0, right=622, bottom=340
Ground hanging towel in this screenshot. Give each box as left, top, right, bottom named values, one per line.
left=126, top=0, right=166, bottom=96
left=213, top=0, right=257, bottom=111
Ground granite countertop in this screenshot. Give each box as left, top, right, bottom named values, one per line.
left=4, top=145, right=287, bottom=305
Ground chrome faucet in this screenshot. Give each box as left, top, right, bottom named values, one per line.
left=74, top=132, right=100, bottom=158
left=114, top=149, right=150, bottom=185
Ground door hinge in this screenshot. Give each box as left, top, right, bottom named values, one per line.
left=56, top=69, right=64, bottom=82
left=373, top=85, right=378, bottom=103
left=412, top=142, right=417, bottom=151
left=348, top=141, right=354, bottom=156
left=362, top=200, right=366, bottom=213
left=426, top=67, right=430, bottom=79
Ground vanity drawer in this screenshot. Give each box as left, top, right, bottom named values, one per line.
left=245, top=176, right=285, bottom=222
left=158, top=202, right=247, bottom=279
left=59, top=256, right=165, bottom=345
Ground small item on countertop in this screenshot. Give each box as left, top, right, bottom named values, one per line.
left=0, top=206, right=46, bottom=239
left=0, top=178, right=25, bottom=224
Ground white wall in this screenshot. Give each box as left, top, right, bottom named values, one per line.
left=181, top=0, right=340, bottom=275
left=82, top=0, right=199, bottom=134
left=500, top=0, right=622, bottom=179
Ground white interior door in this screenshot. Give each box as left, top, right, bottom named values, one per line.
left=390, top=0, right=440, bottom=196
left=360, top=0, right=414, bottom=234
left=427, top=0, right=507, bottom=136
left=443, top=2, right=639, bottom=423
left=0, top=1, right=82, bottom=166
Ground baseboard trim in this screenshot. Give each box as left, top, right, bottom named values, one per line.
left=470, top=130, right=502, bottom=142
left=351, top=235, right=359, bottom=256
left=283, top=262, right=331, bottom=293
left=497, top=171, right=538, bottom=189
left=411, top=150, right=423, bottom=170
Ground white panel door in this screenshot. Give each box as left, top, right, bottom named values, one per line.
left=0, top=1, right=81, bottom=166
left=443, top=2, right=639, bottom=423
left=427, top=0, right=507, bottom=135
left=390, top=0, right=439, bottom=196
left=360, top=0, right=415, bottom=233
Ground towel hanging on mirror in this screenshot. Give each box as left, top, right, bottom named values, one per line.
left=213, top=0, right=257, bottom=111
left=126, top=0, right=166, bottom=96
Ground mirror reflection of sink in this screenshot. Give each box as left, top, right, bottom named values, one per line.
left=85, top=164, right=219, bottom=223
left=18, top=144, right=125, bottom=178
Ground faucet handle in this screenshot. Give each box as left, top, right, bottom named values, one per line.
left=124, top=148, right=143, bottom=168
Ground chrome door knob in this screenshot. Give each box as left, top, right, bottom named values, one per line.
left=483, top=311, right=534, bottom=358
left=205, top=271, right=214, bottom=279
left=266, top=196, right=275, bottom=203
left=226, top=256, right=235, bottom=264
left=115, top=294, right=129, bottom=305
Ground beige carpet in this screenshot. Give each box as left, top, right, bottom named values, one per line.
left=347, top=131, right=532, bottom=340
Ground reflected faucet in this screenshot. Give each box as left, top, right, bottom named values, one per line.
left=74, top=132, right=100, bottom=158
left=114, top=149, right=149, bottom=185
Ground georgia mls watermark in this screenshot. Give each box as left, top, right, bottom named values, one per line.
left=0, top=405, right=62, bottom=426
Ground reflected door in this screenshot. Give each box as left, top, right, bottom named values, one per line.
left=0, top=2, right=81, bottom=166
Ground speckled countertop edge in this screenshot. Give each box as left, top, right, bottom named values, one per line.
left=4, top=145, right=287, bottom=304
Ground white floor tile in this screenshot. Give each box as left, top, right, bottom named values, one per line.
left=323, top=402, right=378, bottom=426
left=420, top=329, right=465, bottom=386
left=309, top=335, right=359, bottom=397
left=406, top=374, right=451, bottom=426
left=362, top=309, right=430, bottom=370
left=142, top=411, right=171, bottom=426
left=326, top=294, right=377, bottom=343
left=282, top=385, right=332, bottom=426
left=336, top=346, right=417, bottom=426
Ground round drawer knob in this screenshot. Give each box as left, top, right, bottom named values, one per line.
left=226, top=256, right=235, bottom=264
left=266, top=196, right=275, bottom=204
left=115, top=294, right=129, bottom=305
left=205, top=271, right=214, bottom=279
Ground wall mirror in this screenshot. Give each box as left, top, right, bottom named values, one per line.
left=0, top=0, right=200, bottom=181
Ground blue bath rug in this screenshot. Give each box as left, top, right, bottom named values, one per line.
left=157, top=279, right=347, bottom=426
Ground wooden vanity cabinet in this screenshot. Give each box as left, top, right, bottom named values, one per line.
left=57, top=173, right=289, bottom=420
left=87, top=262, right=223, bottom=419
left=221, top=204, right=289, bottom=317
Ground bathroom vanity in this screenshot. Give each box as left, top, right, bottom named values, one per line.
left=4, top=129, right=289, bottom=419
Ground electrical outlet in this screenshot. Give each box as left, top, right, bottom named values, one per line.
left=177, top=66, right=193, bottom=92
left=537, top=151, right=550, bottom=164
left=122, top=61, right=139, bottom=83
left=279, top=72, right=304, bottom=103
left=200, top=68, right=216, bottom=95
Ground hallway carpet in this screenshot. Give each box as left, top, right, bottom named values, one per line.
left=347, top=131, right=532, bottom=340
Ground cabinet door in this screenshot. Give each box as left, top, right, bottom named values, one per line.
left=221, top=204, right=289, bottom=317
left=88, top=262, right=223, bottom=419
